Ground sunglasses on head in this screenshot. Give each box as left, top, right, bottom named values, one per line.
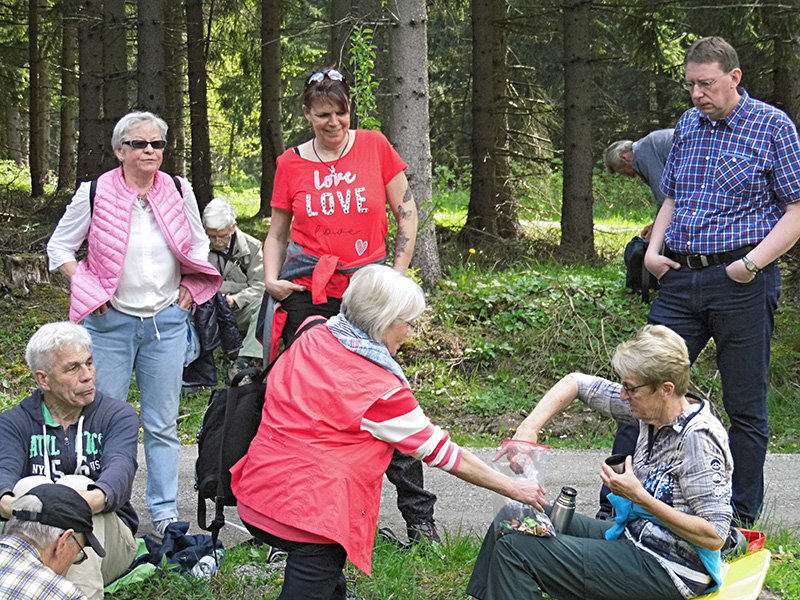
left=123, top=140, right=167, bottom=150
left=305, top=69, right=346, bottom=88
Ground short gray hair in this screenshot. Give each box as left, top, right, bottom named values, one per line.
left=203, top=198, right=237, bottom=229
left=3, top=495, right=65, bottom=551
left=111, top=111, right=168, bottom=151
left=26, top=322, right=93, bottom=375
left=341, top=265, right=425, bottom=344
left=603, top=140, right=633, bottom=173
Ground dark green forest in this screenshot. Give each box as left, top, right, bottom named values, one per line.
left=3, top=0, right=800, bottom=259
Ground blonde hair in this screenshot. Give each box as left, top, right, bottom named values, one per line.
left=611, top=325, right=690, bottom=396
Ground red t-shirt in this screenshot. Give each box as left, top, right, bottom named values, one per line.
left=271, top=129, right=407, bottom=298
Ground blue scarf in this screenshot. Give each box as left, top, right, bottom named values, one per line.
left=326, top=314, right=409, bottom=387
left=605, top=493, right=722, bottom=593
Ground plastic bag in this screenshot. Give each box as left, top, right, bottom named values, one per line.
left=491, top=439, right=555, bottom=538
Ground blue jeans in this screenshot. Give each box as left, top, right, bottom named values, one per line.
left=84, top=303, right=189, bottom=521
left=648, top=261, right=781, bottom=525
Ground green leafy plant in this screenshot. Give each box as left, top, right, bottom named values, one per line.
left=349, top=24, right=381, bottom=131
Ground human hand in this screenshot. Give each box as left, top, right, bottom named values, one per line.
left=494, top=439, right=540, bottom=475
left=178, top=285, right=194, bottom=309
left=513, top=480, right=546, bottom=512
left=225, top=295, right=236, bottom=309
left=641, top=222, right=654, bottom=241
left=644, top=252, right=679, bottom=280
left=600, top=456, right=643, bottom=502
left=266, top=279, right=306, bottom=301
left=77, top=488, right=107, bottom=515
left=0, top=493, right=14, bottom=519
left=725, top=259, right=757, bottom=284
left=93, top=302, right=110, bottom=315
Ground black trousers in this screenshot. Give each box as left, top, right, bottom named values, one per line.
left=243, top=521, right=347, bottom=600
left=282, top=291, right=438, bottom=525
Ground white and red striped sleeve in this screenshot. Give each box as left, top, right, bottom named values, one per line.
left=361, top=386, right=462, bottom=472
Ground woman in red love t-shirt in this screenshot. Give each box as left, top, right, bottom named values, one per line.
left=263, top=68, right=418, bottom=347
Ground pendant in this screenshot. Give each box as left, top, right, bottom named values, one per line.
left=329, top=166, right=336, bottom=175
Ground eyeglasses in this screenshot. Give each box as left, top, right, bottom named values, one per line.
left=620, top=381, right=650, bottom=396
left=71, top=536, right=88, bottom=565
left=122, top=140, right=167, bottom=150
left=305, top=69, right=347, bottom=88
left=681, top=71, right=730, bottom=92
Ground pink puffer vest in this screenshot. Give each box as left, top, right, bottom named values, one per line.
left=69, top=168, right=222, bottom=322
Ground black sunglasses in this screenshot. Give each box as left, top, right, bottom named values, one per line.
left=123, top=140, right=167, bottom=150
left=305, top=69, right=347, bottom=88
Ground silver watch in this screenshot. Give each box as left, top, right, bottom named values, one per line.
left=742, top=255, right=760, bottom=273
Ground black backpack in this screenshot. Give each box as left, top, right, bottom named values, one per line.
left=623, top=236, right=660, bottom=302
left=194, top=318, right=326, bottom=544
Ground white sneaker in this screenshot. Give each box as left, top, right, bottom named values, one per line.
left=153, top=517, right=178, bottom=538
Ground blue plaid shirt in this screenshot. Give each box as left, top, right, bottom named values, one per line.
left=661, top=90, right=800, bottom=254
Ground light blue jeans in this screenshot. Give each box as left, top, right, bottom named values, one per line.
left=84, top=303, right=189, bottom=522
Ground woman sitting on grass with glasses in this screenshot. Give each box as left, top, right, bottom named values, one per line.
left=468, top=325, right=734, bottom=600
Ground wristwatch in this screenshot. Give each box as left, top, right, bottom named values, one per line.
left=742, top=255, right=760, bottom=274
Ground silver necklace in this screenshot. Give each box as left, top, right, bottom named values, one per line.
left=312, top=134, right=348, bottom=174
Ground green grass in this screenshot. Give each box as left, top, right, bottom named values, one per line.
left=2, top=171, right=798, bottom=598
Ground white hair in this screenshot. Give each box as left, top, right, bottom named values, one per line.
left=25, top=322, right=93, bottom=375
left=603, top=140, right=633, bottom=173
left=111, top=111, right=168, bottom=151
left=202, top=198, right=237, bottom=229
left=341, top=265, right=425, bottom=343
left=3, top=495, right=65, bottom=551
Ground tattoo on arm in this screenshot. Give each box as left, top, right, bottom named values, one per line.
left=395, top=227, right=410, bottom=259
left=397, top=205, right=414, bottom=221
left=402, top=186, right=413, bottom=204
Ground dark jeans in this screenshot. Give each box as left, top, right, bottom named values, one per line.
left=648, top=261, right=781, bottom=525
left=599, top=423, right=638, bottom=514
left=243, top=521, right=348, bottom=600
left=467, top=513, right=682, bottom=600
left=282, top=292, right=437, bottom=526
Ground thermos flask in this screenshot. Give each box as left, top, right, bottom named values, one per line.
left=549, top=486, right=577, bottom=533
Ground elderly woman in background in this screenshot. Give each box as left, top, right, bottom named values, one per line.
left=467, top=325, right=733, bottom=600
left=47, top=111, right=221, bottom=536
left=232, top=265, right=545, bottom=600
left=261, top=67, right=435, bottom=545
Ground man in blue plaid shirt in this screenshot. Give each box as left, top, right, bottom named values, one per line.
left=644, top=37, right=800, bottom=527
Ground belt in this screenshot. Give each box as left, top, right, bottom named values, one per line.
left=667, top=245, right=754, bottom=270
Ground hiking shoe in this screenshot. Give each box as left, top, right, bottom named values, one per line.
left=153, top=517, right=178, bottom=538
left=266, top=546, right=288, bottom=563
left=595, top=509, right=613, bottom=521
left=407, top=520, right=441, bottom=544
left=377, top=527, right=410, bottom=549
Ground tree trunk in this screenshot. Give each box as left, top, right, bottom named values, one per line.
left=560, top=0, right=594, bottom=257
left=5, top=106, right=24, bottom=165
left=186, top=0, right=213, bottom=212
left=329, top=0, right=351, bottom=73
left=163, top=0, right=186, bottom=176
left=29, top=0, right=46, bottom=197
left=138, top=0, right=166, bottom=115
left=57, top=0, right=79, bottom=194
left=77, top=0, right=106, bottom=182
left=461, top=0, right=519, bottom=245
left=103, top=0, right=127, bottom=169
left=259, top=0, right=284, bottom=218
left=388, top=0, right=440, bottom=288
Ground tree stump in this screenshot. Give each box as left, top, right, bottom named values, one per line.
left=1, top=254, right=50, bottom=295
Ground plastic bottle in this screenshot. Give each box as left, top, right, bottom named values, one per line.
left=190, top=548, right=225, bottom=578
left=548, top=486, right=577, bottom=533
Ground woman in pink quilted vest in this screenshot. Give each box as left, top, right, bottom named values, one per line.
left=47, top=111, right=221, bottom=538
